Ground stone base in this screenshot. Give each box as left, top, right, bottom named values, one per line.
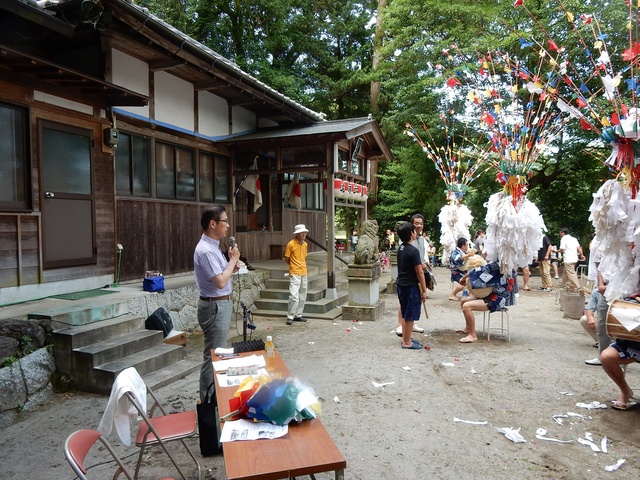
left=342, top=300, right=385, bottom=322
left=387, top=281, right=396, bottom=295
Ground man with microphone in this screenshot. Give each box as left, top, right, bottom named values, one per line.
left=194, top=205, right=240, bottom=401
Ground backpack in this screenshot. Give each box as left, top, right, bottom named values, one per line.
left=145, top=307, right=174, bottom=337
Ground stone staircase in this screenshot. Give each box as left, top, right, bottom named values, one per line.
left=32, top=298, right=198, bottom=395
left=252, top=254, right=350, bottom=320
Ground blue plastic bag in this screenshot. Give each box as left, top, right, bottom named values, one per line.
left=143, top=275, right=165, bottom=292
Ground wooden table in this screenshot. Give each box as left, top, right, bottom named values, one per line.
left=212, top=350, right=346, bottom=480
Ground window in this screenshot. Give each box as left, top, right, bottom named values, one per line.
left=338, top=149, right=348, bottom=172
left=350, top=157, right=361, bottom=176
left=117, top=133, right=229, bottom=203
left=155, top=142, right=195, bottom=200
left=115, top=132, right=150, bottom=196
left=0, top=102, right=29, bottom=210
left=199, top=152, right=230, bottom=203
left=283, top=173, right=324, bottom=211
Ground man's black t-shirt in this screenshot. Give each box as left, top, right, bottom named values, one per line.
left=537, top=235, right=551, bottom=261
left=397, top=242, right=421, bottom=287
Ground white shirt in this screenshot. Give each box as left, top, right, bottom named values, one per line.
left=412, top=235, right=427, bottom=264
left=560, top=234, right=580, bottom=264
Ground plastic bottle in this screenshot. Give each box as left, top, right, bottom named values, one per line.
left=265, top=336, right=275, bottom=371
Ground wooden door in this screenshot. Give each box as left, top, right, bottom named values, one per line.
left=39, top=121, right=96, bottom=268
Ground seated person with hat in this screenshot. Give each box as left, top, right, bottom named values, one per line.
left=456, top=261, right=516, bottom=343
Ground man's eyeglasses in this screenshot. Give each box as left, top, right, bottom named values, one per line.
left=216, top=219, right=229, bottom=223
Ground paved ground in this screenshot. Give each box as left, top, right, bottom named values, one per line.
left=2, top=266, right=640, bottom=479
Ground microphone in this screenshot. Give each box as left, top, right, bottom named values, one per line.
left=229, top=236, right=236, bottom=249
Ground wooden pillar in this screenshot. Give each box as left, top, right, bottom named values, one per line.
left=325, top=143, right=337, bottom=298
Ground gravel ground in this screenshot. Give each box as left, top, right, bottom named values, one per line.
left=2, top=266, right=640, bottom=480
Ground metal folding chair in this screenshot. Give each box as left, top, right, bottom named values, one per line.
left=107, top=368, right=202, bottom=480
left=64, top=429, right=134, bottom=480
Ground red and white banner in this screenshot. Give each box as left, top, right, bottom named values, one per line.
left=242, top=157, right=263, bottom=211
left=286, top=173, right=302, bottom=210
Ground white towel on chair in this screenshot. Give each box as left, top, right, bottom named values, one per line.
left=98, top=367, right=147, bottom=446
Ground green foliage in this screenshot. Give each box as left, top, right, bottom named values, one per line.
left=335, top=206, right=360, bottom=236
left=3, top=356, right=17, bottom=367
left=136, top=0, right=198, bottom=33
left=19, top=335, right=36, bottom=356
left=1, top=335, right=39, bottom=367
left=186, top=0, right=375, bottom=118
left=141, top=0, right=632, bottom=245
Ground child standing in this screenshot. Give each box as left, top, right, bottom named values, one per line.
left=396, top=221, right=428, bottom=349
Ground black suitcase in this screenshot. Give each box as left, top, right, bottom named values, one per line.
left=145, top=307, right=174, bottom=337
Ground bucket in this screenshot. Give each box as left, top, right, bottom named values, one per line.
left=562, top=291, right=584, bottom=319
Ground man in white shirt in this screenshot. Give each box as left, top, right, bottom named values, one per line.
left=558, top=228, right=584, bottom=290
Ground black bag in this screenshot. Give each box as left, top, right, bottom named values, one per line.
left=197, top=383, right=221, bottom=456
left=144, top=307, right=174, bottom=338
left=425, top=269, right=436, bottom=291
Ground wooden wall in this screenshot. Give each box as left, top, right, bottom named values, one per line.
left=115, top=198, right=204, bottom=281
left=0, top=214, right=41, bottom=288
left=283, top=212, right=327, bottom=253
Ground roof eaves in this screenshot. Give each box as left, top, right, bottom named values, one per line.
left=110, top=0, right=324, bottom=124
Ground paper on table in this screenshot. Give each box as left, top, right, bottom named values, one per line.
left=212, top=354, right=266, bottom=372
left=220, top=419, right=288, bottom=442
left=609, top=307, right=640, bottom=332
left=216, top=368, right=268, bottom=388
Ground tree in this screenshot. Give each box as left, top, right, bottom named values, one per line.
left=187, top=0, right=375, bottom=118
left=372, top=0, right=626, bottom=247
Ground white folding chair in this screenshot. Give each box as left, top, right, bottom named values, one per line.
left=482, top=307, right=510, bottom=341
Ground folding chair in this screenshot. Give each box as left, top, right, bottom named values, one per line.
left=101, top=368, right=202, bottom=480
left=64, top=429, right=134, bottom=480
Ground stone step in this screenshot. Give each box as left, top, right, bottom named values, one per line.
left=52, top=315, right=145, bottom=350
left=93, top=344, right=186, bottom=394
left=253, top=291, right=348, bottom=316
left=143, top=359, right=201, bottom=392
left=258, top=288, right=326, bottom=302
left=29, top=297, right=132, bottom=329
left=265, top=274, right=328, bottom=290
left=74, top=329, right=164, bottom=368
left=252, top=304, right=345, bottom=320
left=266, top=274, right=348, bottom=290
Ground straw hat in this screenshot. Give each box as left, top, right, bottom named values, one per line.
left=293, top=224, right=309, bottom=235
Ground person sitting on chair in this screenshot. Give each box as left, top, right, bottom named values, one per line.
left=600, top=337, right=640, bottom=410
left=449, top=237, right=476, bottom=301
left=456, top=261, right=516, bottom=343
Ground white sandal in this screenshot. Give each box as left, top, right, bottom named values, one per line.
left=395, top=326, right=403, bottom=337
left=412, top=325, right=425, bottom=333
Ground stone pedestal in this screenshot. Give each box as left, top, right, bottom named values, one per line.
left=341, top=262, right=385, bottom=321
left=387, top=251, right=397, bottom=294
